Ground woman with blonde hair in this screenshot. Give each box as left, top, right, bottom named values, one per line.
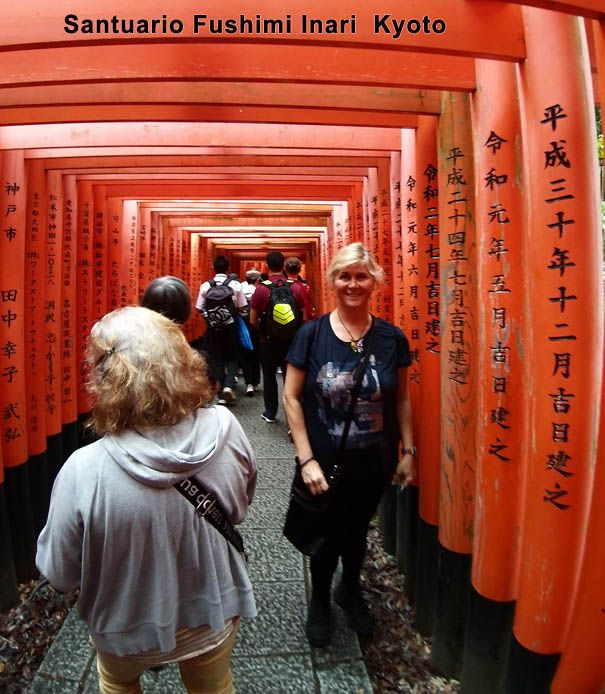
left=283, top=242, right=415, bottom=648
left=36, top=306, right=256, bottom=694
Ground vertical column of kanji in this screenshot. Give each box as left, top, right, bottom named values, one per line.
left=138, top=206, right=151, bottom=302
left=106, top=198, right=122, bottom=314
left=43, top=175, right=63, bottom=463
left=58, top=175, right=76, bottom=462
left=24, top=160, right=49, bottom=533
left=509, top=10, right=603, bottom=687
left=163, top=221, right=174, bottom=277
left=0, top=147, right=17, bottom=613
left=396, top=132, right=421, bottom=600
left=460, top=59, right=528, bottom=694
left=176, top=227, right=184, bottom=280
left=333, top=204, right=345, bottom=252
left=353, top=189, right=364, bottom=244
left=92, top=185, right=107, bottom=323
left=414, top=115, right=442, bottom=637
left=432, top=92, right=478, bottom=679
left=390, top=151, right=404, bottom=330
left=149, top=211, right=160, bottom=282
left=76, top=181, right=93, bottom=416
left=378, top=163, right=393, bottom=323
left=344, top=197, right=353, bottom=245
left=551, top=360, right=604, bottom=694
left=367, top=169, right=381, bottom=317
left=181, top=230, right=192, bottom=341
left=0, top=150, right=34, bottom=581
left=121, top=200, right=138, bottom=306
left=190, top=233, right=203, bottom=341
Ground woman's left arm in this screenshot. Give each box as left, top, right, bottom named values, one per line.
left=392, top=367, right=416, bottom=487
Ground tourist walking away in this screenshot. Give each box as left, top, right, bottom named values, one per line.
left=283, top=242, right=415, bottom=647
left=249, top=251, right=307, bottom=423
left=240, top=268, right=262, bottom=395
left=140, top=274, right=220, bottom=393
left=195, top=256, right=247, bottom=405
left=36, top=306, right=257, bottom=694
left=284, top=256, right=315, bottom=320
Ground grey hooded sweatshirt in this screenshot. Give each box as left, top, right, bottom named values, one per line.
left=36, top=405, right=257, bottom=657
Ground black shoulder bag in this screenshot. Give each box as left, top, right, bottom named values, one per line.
left=282, top=316, right=377, bottom=557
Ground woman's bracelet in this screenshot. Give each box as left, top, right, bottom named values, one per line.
left=295, top=455, right=316, bottom=469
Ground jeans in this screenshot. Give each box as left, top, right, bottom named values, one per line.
left=259, top=340, right=289, bottom=419
left=205, top=324, right=239, bottom=391
left=94, top=623, right=239, bottom=694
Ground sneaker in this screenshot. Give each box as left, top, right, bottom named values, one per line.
left=234, top=375, right=239, bottom=385
left=305, top=595, right=331, bottom=648
left=222, top=387, right=236, bottom=405
left=254, top=385, right=260, bottom=392
left=246, top=384, right=254, bottom=396
left=261, top=413, right=276, bottom=423
left=334, top=581, right=373, bottom=637
left=217, top=398, right=227, bottom=405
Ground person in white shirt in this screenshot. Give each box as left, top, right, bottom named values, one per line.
left=195, top=256, right=247, bottom=404
left=239, top=269, right=261, bottom=395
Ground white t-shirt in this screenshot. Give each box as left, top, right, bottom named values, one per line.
left=195, top=274, right=247, bottom=312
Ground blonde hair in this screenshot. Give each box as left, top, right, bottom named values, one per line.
left=327, top=242, right=384, bottom=285
left=87, top=306, right=213, bottom=435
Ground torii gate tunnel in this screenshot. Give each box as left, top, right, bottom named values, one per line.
left=0, top=1, right=604, bottom=692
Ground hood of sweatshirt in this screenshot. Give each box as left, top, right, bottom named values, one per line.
left=102, top=406, right=227, bottom=489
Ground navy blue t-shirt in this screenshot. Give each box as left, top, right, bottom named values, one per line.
left=286, top=313, right=412, bottom=481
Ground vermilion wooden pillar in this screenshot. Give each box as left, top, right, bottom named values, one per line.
left=24, top=160, right=47, bottom=458
left=510, top=10, right=603, bottom=690
left=0, top=150, right=35, bottom=581
left=61, top=174, right=77, bottom=425
left=366, top=168, right=381, bottom=316
left=461, top=57, right=529, bottom=694
left=413, top=115, right=441, bottom=637
left=76, top=181, right=94, bottom=415
left=551, top=356, right=605, bottom=694
left=433, top=92, right=477, bottom=678
left=396, top=130, right=421, bottom=599
left=377, top=163, right=394, bottom=323
left=0, top=151, right=28, bottom=468
left=390, top=150, right=403, bottom=334
left=24, top=160, right=49, bottom=534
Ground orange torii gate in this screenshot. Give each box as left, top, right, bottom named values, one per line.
left=0, top=1, right=603, bottom=692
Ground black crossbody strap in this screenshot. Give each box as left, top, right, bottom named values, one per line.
left=328, top=316, right=377, bottom=485
left=174, top=478, right=245, bottom=556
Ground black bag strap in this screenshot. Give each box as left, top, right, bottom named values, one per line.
left=327, top=315, right=377, bottom=485
left=174, top=478, right=246, bottom=557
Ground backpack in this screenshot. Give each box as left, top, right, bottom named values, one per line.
left=262, top=279, right=302, bottom=342
left=205, top=278, right=238, bottom=331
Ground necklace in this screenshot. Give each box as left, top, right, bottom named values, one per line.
left=337, top=312, right=369, bottom=353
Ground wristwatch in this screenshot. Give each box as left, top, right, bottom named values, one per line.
left=402, top=446, right=417, bottom=456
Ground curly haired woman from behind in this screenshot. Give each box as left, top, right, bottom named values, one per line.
left=36, top=306, right=256, bottom=694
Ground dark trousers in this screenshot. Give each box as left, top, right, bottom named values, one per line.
left=259, top=340, right=289, bottom=419
left=240, top=323, right=260, bottom=387
left=309, top=479, right=387, bottom=603
left=205, top=323, right=239, bottom=391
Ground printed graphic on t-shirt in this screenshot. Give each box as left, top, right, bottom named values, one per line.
left=315, top=354, right=383, bottom=448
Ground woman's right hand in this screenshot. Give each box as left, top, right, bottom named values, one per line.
left=301, top=460, right=330, bottom=495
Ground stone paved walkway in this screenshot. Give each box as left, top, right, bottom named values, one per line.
left=29, top=379, right=373, bottom=693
